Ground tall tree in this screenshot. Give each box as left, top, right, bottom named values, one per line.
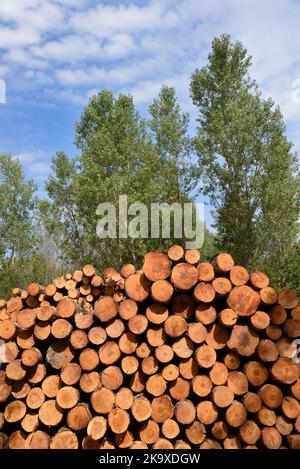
left=190, top=34, right=299, bottom=285
left=148, top=85, right=214, bottom=257
left=0, top=154, right=58, bottom=297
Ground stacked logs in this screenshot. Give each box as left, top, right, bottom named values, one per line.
left=0, top=247, right=300, bottom=450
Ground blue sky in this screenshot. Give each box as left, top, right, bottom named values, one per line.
left=0, top=0, right=300, bottom=226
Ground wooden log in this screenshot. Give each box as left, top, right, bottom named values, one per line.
left=184, top=249, right=200, bottom=265
left=21, top=411, right=39, bottom=433
left=164, top=315, right=187, bottom=337
left=227, top=286, right=260, bottom=317
left=195, top=344, right=216, bottom=368
left=271, top=357, right=298, bottom=384
left=291, top=379, right=300, bottom=400
left=119, top=332, right=138, bottom=354
left=7, top=297, right=23, bottom=314
left=79, top=372, right=101, bottom=394
left=142, top=252, right=171, bottom=281
left=50, top=429, right=78, bottom=449
left=105, top=320, right=124, bottom=339
left=46, top=340, right=74, bottom=370
left=239, top=420, right=261, bottom=445
left=56, top=386, right=79, bottom=409
left=227, top=325, right=259, bottom=356
left=260, top=287, right=278, bottom=305
left=16, top=308, right=37, bottom=329
left=129, top=371, right=146, bottom=393
left=0, top=341, right=19, bottom=363
left=146, top=303, right=168, bottom=324
left=275, top=416, right=293, bottom=436
left=139, top=419, right=160, bottom=444
left=192, top=375, right=212, bottom=397
left=169, top=377, right=190, bottom=401
left=152, top=438, right=173, bottom=449
left=125, top=273, right=150, bottom=302
left=251, top=311, right=270, bottom=330
left=11, top=380, right=30, bottom=399
left=115, top=430, right=134, bottom=448
left=284, top=319, right=300, bottom=338
left=186, top=421, right=206, bottom=444
left=121, top=356, right=139, bottom=375
left=250, top=272, right=269, bottom=289
left=161, top=418, right=180, bottom=440
left=187, top=322, right=207, bottom=344
left=223, top=435, right=241, bottom=449
left=26, top=387, right=45, bottom=409
left=172, top=336, right=194, bottom=358
left=70, top=329, right=88, bottom=350
left=175, top=399, right=196, bottom=425
left=120, top=263, right=135, bottom=278
left=27, top=363, right=46, bottom=384
left=197, top=401, right=218, bottom=425
left=16, top=330, right=35, bottom=350
left=225, top=401, right=247, bottom=427
left=179, top=357, right=198, bottom=379
left=212, top=386, right=234, bottom=408
left=261, top=427, right=282, bottom=449
left=244, top=361, right=268, bottom=387
left=257, top=339, right=279, bottom=362
left=162, top=364, right=179, bottom=382
left=198, top=262, right=214, bottom=282
left=278, top=288, right=298, bottom=309
left=174, top=440, right=192, bottom=449
left=227, top=371, right=248, bottom=396
left=224, top=352, right=240, bottom=370
left=212, top=277, right=232, bottom=296
left=56, top=298, right=76, bottom=319
left=281, top=396, right=300, bottom=419
left=99, top=341, right=121, bottom=364
left=171, top=263, right=198, bottom=291
left=195, top=304, right=217, bottom=325
left=230, top=265, right=249, bottom=286
left=193, top=283, right=215, bottom=303
left=34, top=321, right=51, bottom=341
left=51, top=318, right=72, bottom=339
left=136, top=341, right=151, bottom=359
left=209, top=362, right=228, bottom=385
left=90, top=388, right=114, bottom=414
left=141, top=356, right=159, bottom=376
left=259, top=384, right=283, bottom=409
left=151, top=280, right=173, bottom=304
left=167, top=245, right=184, bottom=262
left=25, top=430, right=50, bottom=449
left=0, top=319, right=16, bottom=340
left=108, top=408, right=129, bottom=434
left=79, top=348, right=99, bottom=371
left=155, top=344, right=174, bottom=363
left=146, top=374, right=167, bottom=397
left=206, top=323, right=229, bottom=350
left=94, top=296, right=118, bottom=322
left=266, top=324, right=282, bottom=340
left=67, top=403, right=92, bottom=431
left=257, top=406, right=276, bottom=426
left=128, top=314, right=148, bottom=335
left=214, top=253, right=234, bottom=273
left=42, top=375, right=60, bottom=398
left=219, top=308, right=237, bottom=327
left=146, top=326, right=165, bottom=347
left=119, top=298, right=138, bottom=320
left=115, top=387, right=134, bottom=410
left=4, top=400, right=26, bottom=422
left=151, top=395, right=174, bottom=423
left=38, top=400, right=63, bottom=427
left=6, top=359, right=26, bottom=381
left=132, top=396, right=152, bottom=422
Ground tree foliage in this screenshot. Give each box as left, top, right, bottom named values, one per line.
left=190, top=34, right=299, bottom=286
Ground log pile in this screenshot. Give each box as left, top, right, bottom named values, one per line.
left=0, top=247, right=299, bottom=449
